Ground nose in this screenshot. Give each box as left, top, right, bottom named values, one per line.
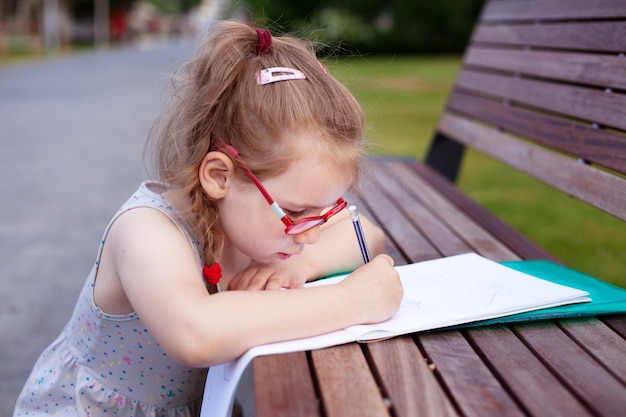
left=293, top=225, right=321, bottom=245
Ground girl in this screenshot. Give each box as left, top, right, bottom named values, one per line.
left=14, top=21, right=403, bottom=416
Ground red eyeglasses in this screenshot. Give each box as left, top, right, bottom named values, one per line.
left=216, top=144, right=348, bottom=235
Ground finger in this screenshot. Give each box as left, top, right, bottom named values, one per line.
left=228, top=271, right=249, bottom=290
left=264, top=275, right=284, bottom=291
left=374, top=253, right=394, bottom=267
left=287, top=279, right=305, bottom=289
left=247, top=272, right=273, bottom=291
left=228, top=274, right=242, bottom=290
left=229, top=268, right=259, bottom=290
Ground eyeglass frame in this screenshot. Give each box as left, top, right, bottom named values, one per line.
left=213, top=143, right=348, bottom=235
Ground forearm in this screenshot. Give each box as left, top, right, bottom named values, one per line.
left=154, top=253, right=400, bottom=367
left=157, top=282, right=358, bottom=366
left=299, top=211, right=385, bottom=280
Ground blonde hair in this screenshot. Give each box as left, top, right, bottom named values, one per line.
left=146, top=20, right=366, bottom=267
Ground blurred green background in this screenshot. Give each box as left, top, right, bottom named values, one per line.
left=2, top=0, right=623, bottom=288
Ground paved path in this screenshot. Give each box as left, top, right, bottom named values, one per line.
left=0, top=39, right=200, bottom=415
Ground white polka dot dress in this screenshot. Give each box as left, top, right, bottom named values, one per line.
left=14, top=182, right=208, bottom=416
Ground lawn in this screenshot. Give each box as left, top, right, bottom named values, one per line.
left=327, top=55, right=626, bottom=289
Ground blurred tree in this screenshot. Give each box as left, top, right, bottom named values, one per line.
left=244, top=0, right=486, bottom=54
left=142, top=0, right=202, bottom=14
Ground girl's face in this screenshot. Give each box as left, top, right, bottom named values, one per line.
left=218, top=139, right=355, bottom=265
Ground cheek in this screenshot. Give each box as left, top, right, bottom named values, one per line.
left=219, top=199, right=288, bottom=255
left=231, top=226, right=290, bottom=262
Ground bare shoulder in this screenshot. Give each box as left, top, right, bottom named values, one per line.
left=95, top=207, right=200, bottom=314
left=109, top=206, right=184, bottom=242
left=106, top=207, right=198, bottom=271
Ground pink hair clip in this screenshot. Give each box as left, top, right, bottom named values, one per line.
left=257, top=67, right=306, bottom=85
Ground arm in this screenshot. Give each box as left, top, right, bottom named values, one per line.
left=228, top=210, right=386, bottom=290
left=298, top=209, right=386, bottom=278
left=99, top=208, right=402, bottom=367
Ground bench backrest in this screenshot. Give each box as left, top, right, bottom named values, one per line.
left=425, top=0, right=626, bottom=222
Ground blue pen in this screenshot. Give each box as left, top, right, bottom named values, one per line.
left=348, top=205, right=371, bottom=264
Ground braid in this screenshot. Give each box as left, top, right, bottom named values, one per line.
left=189, top=183, right=224, bottom=294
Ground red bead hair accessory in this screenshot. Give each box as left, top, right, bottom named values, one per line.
left=203, top=263, right=222, bottom=285
left=255, top=28, right=272, bottom=55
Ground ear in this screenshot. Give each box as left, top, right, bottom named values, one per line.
left=198, top=151, right=236, bottom=200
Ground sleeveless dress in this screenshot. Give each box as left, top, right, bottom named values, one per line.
left=14, top=182, right=208, bottom=417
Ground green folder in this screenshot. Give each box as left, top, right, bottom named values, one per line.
left=455, top=260, right=626, bottom=328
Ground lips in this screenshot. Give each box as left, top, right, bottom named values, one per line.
left=277, top=247, right=303, bottom=260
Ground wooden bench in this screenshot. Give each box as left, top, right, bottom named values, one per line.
left=250, top=1, right=626, bottom=416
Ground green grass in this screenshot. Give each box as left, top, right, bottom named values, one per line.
left=327, top=55, right=459, bottom=157
left=327, top=56, right=626, bottom=289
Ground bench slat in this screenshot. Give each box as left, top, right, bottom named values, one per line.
left=446, top=91, right=626, bottom=174
left=419, top=330, right=525, bottom=417
left=367, top=161, right=474, bottom=258
left=410, top=162, right=560, bottom=261
left=558, top=318, right=626, bottom=384
left=253, top=352, right=320, bottom=417
left=357, top=171, right=443, bottom=263
left=472, top=21, right=626, bottom=52
left=455, top=69, right=626, bottom=132
left=514, top=321, right=626, bottom=416
left=345, top=191, right=408, bottom=265
left=382, top=160, right=519, bottom=261
left=464, top=46, right=626, bottom=90
left=365, top=337, right=459, bottom=417
left=466, top=326, right=592, bottom=417
left=438, top=112, right=626, bottom=221
left=311, top=344, right=391, bottom=417
left=481, top=0, right=626, bottom=21
left=602, top=314, right=626, bottom=338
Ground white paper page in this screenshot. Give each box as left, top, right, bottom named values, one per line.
left=200, top=252, right=590, bottom=417
left=344, top=253, right=590, bottom=340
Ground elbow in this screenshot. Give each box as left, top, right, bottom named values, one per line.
left=159, top=334, right=213, bottom=368
left=158, top=322, right=238, bottom=368
left=167, top=340, right=215, bottom=368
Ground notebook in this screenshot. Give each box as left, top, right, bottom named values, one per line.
left=200, top=253, right=595, bottom=417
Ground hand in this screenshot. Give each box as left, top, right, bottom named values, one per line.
left=339, top=254, right=404, bottom=324
left=228, top=261, right=313, bottom=291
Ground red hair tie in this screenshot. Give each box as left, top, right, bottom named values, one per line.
left=203, top=263, right=222, bottom=285
left=255, top=28, right=272, bottom=55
